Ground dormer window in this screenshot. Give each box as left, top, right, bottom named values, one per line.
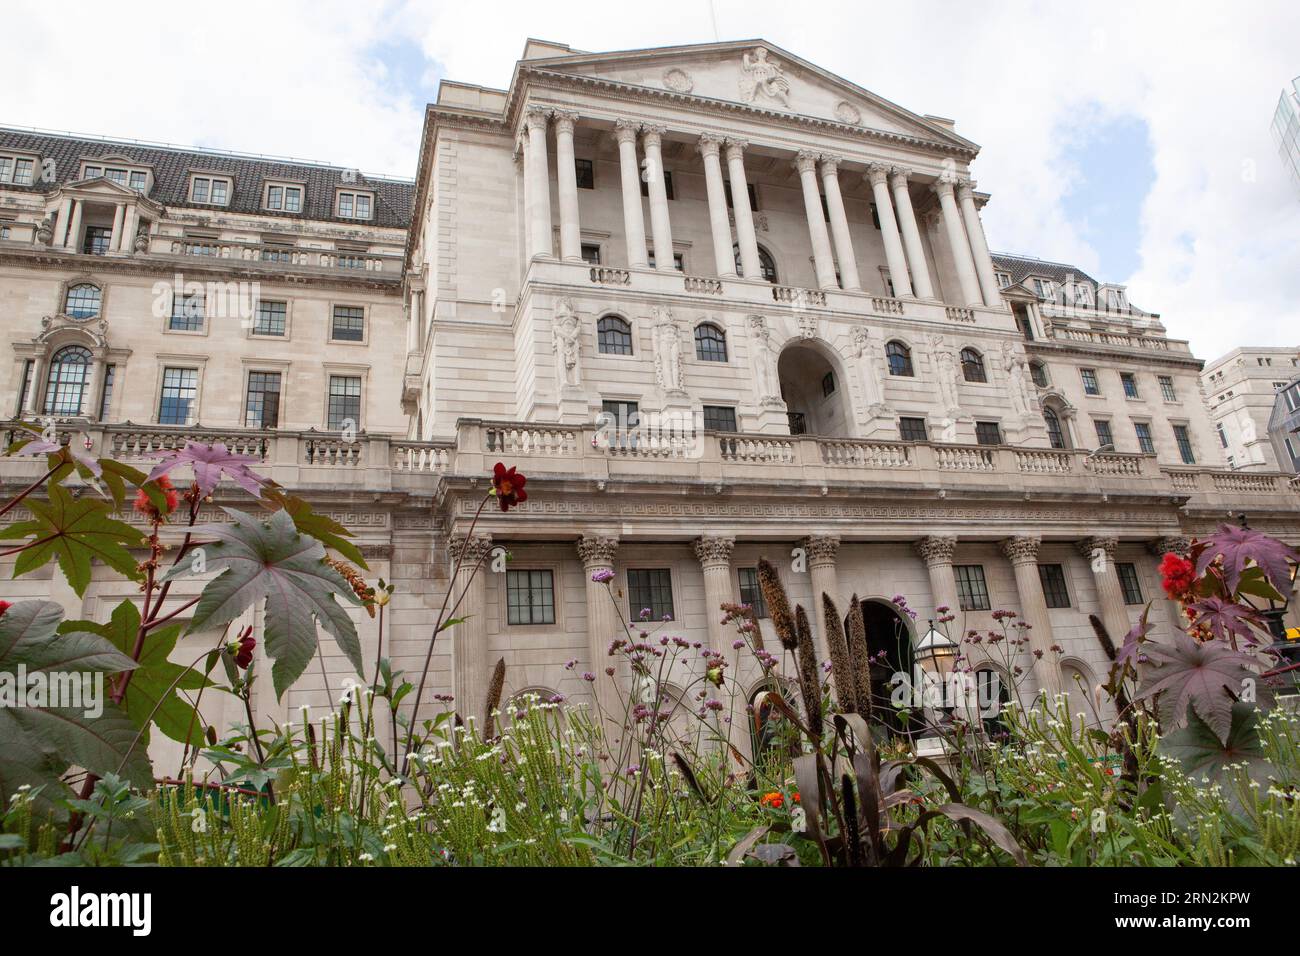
left=189, top=175, right=231, bottom=206
left=264, top=183, right=304, bottom=213
left=1072, top=283, right=1093, bottom=307
left=336, top=190, right=373, bottom=220
left=1033, top=278, right=1056, bottom=300
left=1104, top=289, right=1127, bottom=310
left=996, top=271, right=1011, bottom=288
left=80, top=162, right=150, bottom=193
left=0, top=156, right=36, bottom=185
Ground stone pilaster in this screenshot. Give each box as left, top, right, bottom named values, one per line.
left=448, top=532, right=494, bottom=726
left=999, top=536, right=1062, bottom=697
left=1077, top=535, right=1131, bottom=649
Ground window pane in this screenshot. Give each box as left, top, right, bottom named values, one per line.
left=1094, top=419, right=1113, bottom=448
left=327, top=375, right=362, bottom=430
left=254, top=300, right=287, bottom=335
left=98, top=363, right=115, bottom=420
left=627, top=568, right=674, bottom=622
left=285, top=188, right=302, bottom=213
left=191, top=178, right=209, bottom=202
left=886, top=341, right=913, bottom=376
left=597, top=316, right=633, bottom=355
left=1117, top=562, right=1144, bottom=605
left=1121, top=373, right=1139, bottom=399
left=245, top=371, right=282, bottom=428
left=575, top=159, right=594, bottom=189
left=899, top=417, right=928, bottom=441
left=737, top=567, right=769, bottom=618
left=170, top=291, right=205, bottom=331
left=1173, top=425, right=1195, bottom=464
left=82, top=226, right=112, bottom=255
left=158, top=368, right=198, bottom=425
left=694, top=324, right=727, bottom=362
left=702, top=405, right=737, bottom=432
left=43, top=346, right=92, bottom=416
left=506, top=569, right=555, bottom=625
left=267, top=186, right=283, bottom=209
left=1081, top=368, right=1100, bottom=395
left=960, top=348, right=986, bottom=383
left=955, top=565, right=990, bottom=611
left=975, top=421, right=1001, bottom=445
left=1044, top=408, right=1065, bottom=449
left=1038, top=564, right=1070, bottom=608
left=331, top=306, right=365, bottom=341
left=1135, top=422, right=1155, bottom=454
left=211, top=180, right=228, bottom=204
left=64, top=283, right=101, bottom=318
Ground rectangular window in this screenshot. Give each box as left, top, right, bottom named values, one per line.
left=1094, top=419, right=1114, bottom=448
left=337, top=191, right=373, bottom=219
left=506, top=569, right=556, bottom=625
left=190, top=176, right=230, bottom=205
left=265, top=184, right=304, bottom=212
left=337, top=254, right=366, bottom=270
left=1173, top=425, right=1196, bottom=464
left=129, top=171, right=147, bottom=191
left=98, top=364, right=115, bottom=420
left=646, top=249, right=684, bottom=271
left=737, top=567, right=769, bottom=618
left=601, top=399, right=639, bottom=450
left=253, top=300, right=287, bottom=336
left=954, top=565, right=991, bottom=611
left=169, top=291, right=205, bottom=331
left=975, top=421, right=1001, bottom=446
left=0, top=157, right=12, bottom=182
left=702, top=405, right=737, bottom=432
left=82, top=226, right=112, bottom=256
left=331, top=305, right=365, bottom=342
left=1117, top=562, right=1144, bottom=605
left=1158, top=375, right=1177, bottom=402
left=327, top=375, right=362, bottom=430
left=628, top=568, right=674, bottom=623
left=575, top=158, right=594, bottom=189
left=580, top=242, right=601, bottom=265
left=1121, top=372, right=1139, bottom=399
left=638, top=170, right=673, bottom=200
left=158, top=368, right=198, bottom=425
left=1037, top=563, right=1070, bottom=608
left=898, top=417, right=928, bottom=442
left=244, top=371, right=282, bottom=428
left=1134, top=422, right=1155, bottom=454
left=4, top=158, right=36, bottom=185
left=821, top=371, right=836, bottom=397
left=1216, top=424, right=1228, bottom=448
left=1080, top=368, right=1100, bottom=395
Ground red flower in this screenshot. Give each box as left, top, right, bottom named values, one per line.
left=759, top=791, right=784, bottom=809
left=133, top=474, right=180, bottom=521
left=491, top=462, right=528, bottom=512
left=0, top=601, right=10, bottom=617
left=1159, top=552, right=1196, bottom=600
left=230, top=629, right=256, bottom=669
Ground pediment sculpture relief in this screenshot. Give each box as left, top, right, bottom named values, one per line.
left=739, top=47, right=791, bottom=109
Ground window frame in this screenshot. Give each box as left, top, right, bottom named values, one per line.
left=43, top=345, right=94, bottom=417
left=574, top=158, right=594, bottom=190
left=1093, top=418, right=1114, bottom=449
left=1158, top=375, right=1177, bottom=402
left=325, top=372, right=364, bottom=431
left=954, top=564, right=991, bottom=611
left=329, top=304, right=367, bottom=344
left=336, top=190, right=374, bottom=220
left=1172, top=424, right=1196, bottom=464
left=1120, top=372, right=1140, bottom=400
left=960, top=347, right=987, bottom=383
left=156, top=365, right=201, bottom=426
left=898, top=417, right=928, bottom=442
left=1080, top=367, right=1101, bottom=396
left=701, top=405, right=738, bottom=432
left=168, top=288, right=207, bottom=334
left=737, top=567, right=769, bottom=619
left=1116, top=562, right=1144, bottom=605
left=626, top=567, right=676, bottom=624
left=505, top=568, right=558, bottom=626
left=250, top=299, right=290, bottom=338
left=188, top=174, right=232, bottom=206
left=886, top=340, right=914, bottom=377
left=694, top=322, right=728, bottom=362
left=974, top=420, right=1002, bottom=446
left=263, top=181, right=305, bottom=213
left=597, top=315, right=634, bottom=356
left=1134, top=421, right=1155, bottom=455
left=1037, top=563, right=1071, bottom=609
left=244, top=369, right=284, bottom=429
left=63, top=282, right=103, bottom=320
left=0, top=154, right=38, bottom=186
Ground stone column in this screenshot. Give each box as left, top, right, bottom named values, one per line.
left=24, top=354, right=44, bottom=415
left=449, top=533, right=494, bottom=728
left=108, top=203, right=125, bottom=255
left=999, top=536, right=1063, bottom=698
left=524, top=107, right=553, bottom=260
left=87, top=353, right=108, bottom=419
left=795, top=151, right=838, bottom=290
left=819, top=155, right=860, bottom=291
left=889, top=167, right=935, bottom=298
left=932, top=177, right=982, bottom=306
left=1149, top=535, right=1191, bottom=632
left=54, top=196, right=74, bottom=248
left=552, top=110, right=582, bottom=261
left=641, top=126, right=676, bottom=271
left=914, top=535, right=960, bottom=618
left=119, top=202, right=138, bottom=253
left=867, top=163, right=913, bottom=298
left=66, top=199, right=83, bottom=252
left=804, top=535, right=841, bottom=658
left=1077, top=536, right=1132, bottom=649
left=694, top=536, right=743, bottom=749
left=725, top=139, right=761, bottom=280
left=697, top=134, right=736, bottom=278
left=577, top=535, right=626, bottom=746
left=957, top=180, right=1002, bottom=308
left=614, top=120, right=649, bottom=269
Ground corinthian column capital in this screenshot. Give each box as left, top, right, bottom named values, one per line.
left=1000, top=535, right=1042, bottom=565
left=1076, top=536, right=1119, bottom=562
left=865, top=162, right=891, bottom=187
left=931, top=176, right=957, bottom=199
left=1148, top=535, right=1191, bottom=557
left=577, top=534, right=619, bottom=569
left=641, top=125, right=667, bottom=147
left=449, top=532, right=494, bottom=566
left=955, top=178, right=976, bottom=201
left=914, top=535, right=958, bottom=567
left=819, top=154, right=843, bottom=174
left=693, top=535, right=736, bottom=569
left=803, top=534, right=840, bottom=568
left=613, top=118, right=641, bottom=145
left=723, top=138, right=749, bottom=160
left=551, top=109, right=579, bottom=134
left=524, top=106, right=551, bottom=132
left=794, top=150, right=820, bottom=174
left=888, top=165, right=912, bottom=185
left=696, top=132, right=724, bottom=158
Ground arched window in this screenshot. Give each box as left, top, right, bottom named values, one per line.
left=734, top=243, right=778, bottom=283
left=694, top=323, right=727, bottom=362
left=1030, top=360, right=1048, bottom=388
left=64, top=283, right=102, bottom=319
left=886, top=340, right=913, bottom=377
left=1043, top=407, right=1066, bottom=449
left=960, top=347, right=987, bottom=383
left=43, top=345, right=93, bottom=416
left=597, top=315, right=633, bottom=355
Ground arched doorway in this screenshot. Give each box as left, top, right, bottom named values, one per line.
left=845, top=599, right=915, bottom=736
left=777, top=341, right=853, bottom=437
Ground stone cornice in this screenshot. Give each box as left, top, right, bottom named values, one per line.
left=1023, top=337, right=1203, bottom=371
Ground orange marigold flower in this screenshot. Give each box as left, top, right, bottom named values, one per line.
left=759, top=791, right=784, bottom=809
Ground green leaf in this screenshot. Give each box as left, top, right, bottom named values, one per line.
left=59, top=600, right=213, bottom=748
left=162, top=508, right=363, bottom=700
left=267, top=491, right=368, bottom=570
left=0, top=484, right=143, bottom=596
left=1160, top=702, right=1272, bottom=787
left=96, top=460, right=151, bottom=513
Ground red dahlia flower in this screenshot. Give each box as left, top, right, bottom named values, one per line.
left=491, top=462, right=528, bottom=512
left=231, top=630, right=256, bottom=669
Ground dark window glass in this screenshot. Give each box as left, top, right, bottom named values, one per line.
left=694, top=323, right=727, bottom=362
left=1135, top=422, right=1155, bottom=454
left=327, top=375, right=362, bottom=429
left=886, top=341, right=913, bottom=376
left=1030, top=361, right=1048, bottom=387
left=331, top=305, right=365, bottom=341
left=1015, top=307, right=1035, bottom=340
left=821, top=371, right=836, bottom=396
left=1044, top=408, right=1065, bottom=449
left=1081, top=368, right=1100, bottom=395
left=899, top=417, right=928, bottom=441
left=787, top=412, right=806, bottom=435
left=724, top=181, right=758, bottom=211
left=955, top=565, right=991, bottom=611
left=1121, top=373, right=1139, bottom=399
left=580, top=243, right=601, bottom=265
left=261, top=245, right=293, bottom=263
left=1117, top=562, right=1144, bottom=605
left=506, top=569, right=556, bottom=625
left=702, top=405, right=737, bottom=432
left=1158, top=375, right=1177, bottom=402
left=1173, top=425, right=1196, bottom=464
left=733, top=243, right=777, bottom=282
left=98, top=363, right=115, bottom=419
left=628, top=568, right=674, bottom=622
left=82, top=226, right=112, bottom=255
left=158, top=367, right=198, bottom=425
left=1038, top=564, right=1070, bottom=608
left=960, top=348, right=987, bottom=383
left=64, top=283, right=101, bottom=319
left=16, top=359, right=33, bottom=416
left=641, top=170, right=674, bottom=200
left=245, top=371, right=282, bottom=428
left=575, top=159, right=594, bottom=189
left=737, top=567, right=769, bottom=618
left=646, top=249, right=683, bottom=271
left=975, top=421, right=1001, bottom=446
left=1094, top=419, right=1113, bottom=448
left=601, top=399, right=640, bottom=451
left=597, top=315, right=633, bottom=355
left=254, top=300, right=287, bottom=336
left=170, top=291, right=205, bottom=331
left=43, top=345, right=92, bottom=416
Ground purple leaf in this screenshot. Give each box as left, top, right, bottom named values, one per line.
left=1114, top=605, right=1152, bottom=670
left=1185, top=596, right=1267, bottom=646
left=147, top=442, right=266, bottom=499
left=1196, top=524, right=1299, bottom=599
left=12, top=435, right=102, bottom=478
left=1136, top=631, right=1272, bottom=741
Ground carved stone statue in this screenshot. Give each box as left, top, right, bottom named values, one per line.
left=35, top=215, right=54, bottom=246
left=651, top=307, right=684, bottom=394
left=132, top=225, right=149, bottom=253
left=1001, top=341, right=1033, bottom=423
left=739, top=47, right=791, bottom=109
left=930, top=334, right=961, bottom=416
left=851, top=327, right=885, bottom=411
left=749, top=315, right=780, bottom=404
left=553, top=298, right=581, bottom=388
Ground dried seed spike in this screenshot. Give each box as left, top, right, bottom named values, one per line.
left=483, top=656, right=506, bottom=739
left=846, top=594, right=873, bottom=721
left=793, top=604, right=823, bottom=740
left=758, top=558, right=797, bottom=651
left=821, top=593, right=857, bottom=713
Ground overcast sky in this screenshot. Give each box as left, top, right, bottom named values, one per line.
left=5, top=0, right=1297, bottom=361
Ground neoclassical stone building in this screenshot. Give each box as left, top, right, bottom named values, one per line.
left=2, top=39, right=1298, bottom=760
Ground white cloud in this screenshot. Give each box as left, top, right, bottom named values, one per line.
left=5, top=0, right=1297, bottom=360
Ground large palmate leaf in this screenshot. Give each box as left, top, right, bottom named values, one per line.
left=146, top=441, right=267, bottom=499
left=1195, top=524, right=1299, bottom=598
left=0, top=601, right=152, bottom=806
left=1161, top=702, right=1271, bottom=786
left=0, top=483, right=143, bottom=596
left=1185, top=596, right=1267, bottom=646
left=1137, top=631, right=1273, bottom=741
left=162, top=508, right=363, bottom=699
left=60, top=600, right=212, bottom=748
left=266, top=490, right=368, bottom=570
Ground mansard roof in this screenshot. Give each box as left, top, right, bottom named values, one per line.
left=0, top=127, right=415, bottom=229
left=991, top=252, right=1101, bottom=288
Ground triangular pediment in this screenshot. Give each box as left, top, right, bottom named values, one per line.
left=62, top=176, right=139, bottom=197
left=527, top=40, right=975, bottom=150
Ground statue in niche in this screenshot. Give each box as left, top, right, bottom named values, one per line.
left=652, top=307, right=684, bottom=394
left=739, top=47, right=791, bottom=109
left=748, top=315, right=780, bottom=404
left=553, top=298, right=581, bottom=388
left=930, top=334, right=961, bottom=416
left=35, top=215, right=54, bottom=245
left=851, top=327, right=885, bottom=411
left=1001, top=340, right=1033, bottom=423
